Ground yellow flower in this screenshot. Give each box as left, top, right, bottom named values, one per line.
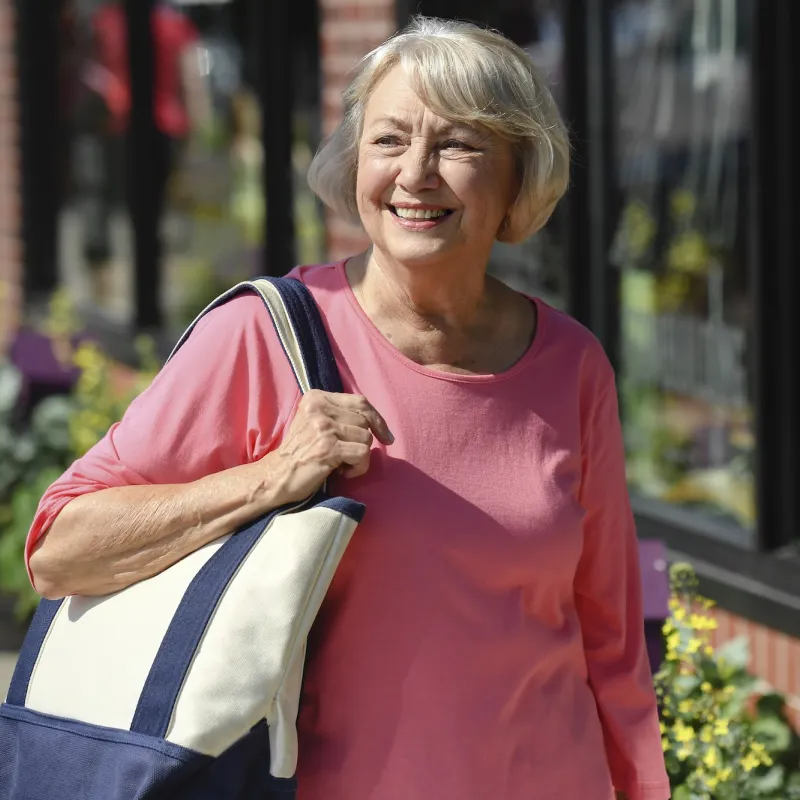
left=703, top=747, right=719, bottom=768
left=677, top=746, right=692, bottom=761
left=749, top=742, right=773, bottom=767
left=673, top=721, right=695, bottom=743
left=699, top=726, right=713, bottom=744
left=678, top=700, right=693, bottom=715
left=666, top=631, right=681, bottom=653
left=741, top=752, right=759, bottom=772
left=700, top=682, right=712, bottom=693
left=673, top=607, right=687, bottom=622
left=687, top=637, right=702, bottom=654
left=713, top=719, right=729, bottom=736
left=689, top=613, right=717, bottom=631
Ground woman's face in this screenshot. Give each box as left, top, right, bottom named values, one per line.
left=356, top=66, right=518, bottom=270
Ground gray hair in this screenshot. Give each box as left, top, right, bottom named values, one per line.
left=307, top=16, right=570, bottom=244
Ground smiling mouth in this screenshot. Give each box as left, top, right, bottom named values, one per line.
left=389, top=205, right=454, bottom=220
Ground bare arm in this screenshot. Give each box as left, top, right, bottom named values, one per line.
left=30, top=391, right=392, bottom=599
left=29, top=455, right=286, bottom=599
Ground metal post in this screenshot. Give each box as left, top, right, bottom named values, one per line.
left=126, top=0, right=161, bottom=330
left=16, top=0, right=60, bottom=301
left=262, top=0, right=295, bottom=276
left=562, top=0, right=618, bottom=368
left=750, top=0, right=795, bottom=551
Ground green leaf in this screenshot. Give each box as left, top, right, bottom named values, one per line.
left=717, top=636, right=751, bottom=671
left=750, top=765, right=785, bottom=794
left=30, top=395, right=74, bottom=452
left=752, top=715, right=793, bottom=753
left=756, top=692, right=789, bottom=718
left=0, top=362, right=23, bottom=416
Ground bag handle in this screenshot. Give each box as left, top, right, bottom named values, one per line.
left=130, top=277, right=343, bottom=738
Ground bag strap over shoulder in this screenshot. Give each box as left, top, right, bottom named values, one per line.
left=167, top=277, right=343, bottom=395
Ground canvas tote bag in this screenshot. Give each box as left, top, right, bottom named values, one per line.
left=0, top=277, right=363, bottom=800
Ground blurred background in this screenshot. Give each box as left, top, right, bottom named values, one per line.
left=0, top=0, right=798, bottom=740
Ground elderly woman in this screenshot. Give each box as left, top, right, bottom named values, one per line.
left=26, top=16, right=669, bottom=800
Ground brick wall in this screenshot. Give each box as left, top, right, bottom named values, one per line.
left=319, top=0, right=396, bottom=259
left=709, top=608, right=800, bottom=731
left=0, top=0, right=20, bottom=353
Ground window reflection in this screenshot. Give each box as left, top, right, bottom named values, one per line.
left=161, top=2, right=262, bottom=328
left=58, top=0, right=136, bottom=322
left=611, top=0, right=754, bottom=538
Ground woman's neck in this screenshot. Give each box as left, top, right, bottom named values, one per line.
left=348, top=249, right=492, bottom=334
left=344, top=249, right=535, bottom=375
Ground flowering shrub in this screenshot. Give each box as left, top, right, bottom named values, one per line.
left=0, top=292, right=158, bottom=618
left=656, top=563, right=800, bottom=799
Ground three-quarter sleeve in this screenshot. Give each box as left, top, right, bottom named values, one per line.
left=25, top=293, right=301, bottom=584
left=574, top=360, right=671, bottom=800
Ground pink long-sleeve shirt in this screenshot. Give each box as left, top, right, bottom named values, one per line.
left=27, top=261, right=670, bottom=800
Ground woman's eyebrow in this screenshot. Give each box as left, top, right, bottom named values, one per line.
left=368, top=114, right=412, bottom=131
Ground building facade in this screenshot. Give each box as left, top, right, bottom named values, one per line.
left=2, top=0, right=799, bottom=722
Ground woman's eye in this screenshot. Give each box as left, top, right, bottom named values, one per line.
left=375, top=136, right=402, bottom=146
left=441, top=139, right=472, bottom=150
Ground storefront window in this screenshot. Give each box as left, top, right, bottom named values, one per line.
left=610, top=0, right=754, bottom=541
left=57, top=0, right=135, bottom=323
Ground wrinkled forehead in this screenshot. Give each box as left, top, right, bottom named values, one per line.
left=362, top=64, right=490, bottom=138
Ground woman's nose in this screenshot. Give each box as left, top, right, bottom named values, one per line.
left=396, top=143, right=440, bottom=192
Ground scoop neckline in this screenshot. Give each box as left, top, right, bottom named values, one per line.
left=334, top=259, right=547, bottom=384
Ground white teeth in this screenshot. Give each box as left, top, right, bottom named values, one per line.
left=393, top=207, right=448, bottom=220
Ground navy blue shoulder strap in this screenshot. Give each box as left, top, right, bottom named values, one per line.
left=268, top=277, right=343, bottom=395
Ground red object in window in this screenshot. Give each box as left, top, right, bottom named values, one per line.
left=92, top=3, right=200, bottom=137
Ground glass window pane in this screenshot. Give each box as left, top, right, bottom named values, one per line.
left=161, top=1, right=265, bottom=329
left=58, top=0, right=135, bottom=323
left=611, top=0, right=755, bottom=542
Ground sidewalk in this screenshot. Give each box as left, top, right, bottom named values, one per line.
left=1, top=652, right=16, bottom=698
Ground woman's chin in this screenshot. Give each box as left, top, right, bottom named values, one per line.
left=376, top=234, right=463, bottom=267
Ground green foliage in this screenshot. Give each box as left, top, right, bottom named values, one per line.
left=0, top=292, right=158, bottom=618
left=657, top=563, right=800, bottom=798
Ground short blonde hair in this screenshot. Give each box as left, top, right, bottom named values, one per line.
left=308, top=16, right=570, bottom=243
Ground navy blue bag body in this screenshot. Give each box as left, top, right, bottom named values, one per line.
left=0, top=278, right=363, bottom=799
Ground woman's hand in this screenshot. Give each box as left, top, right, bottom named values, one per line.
left=274, top=390, right=394, bottom=502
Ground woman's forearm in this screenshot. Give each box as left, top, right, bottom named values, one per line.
left=28, top=455, right=290, bottom=599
